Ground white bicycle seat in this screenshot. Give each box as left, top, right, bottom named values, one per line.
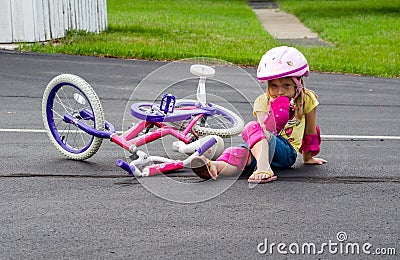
left=190, top=64, right=215, bottom=78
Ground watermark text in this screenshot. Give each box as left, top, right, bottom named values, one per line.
left=257, top=232, right=396, bottom=256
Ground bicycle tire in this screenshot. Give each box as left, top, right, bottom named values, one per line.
left=172, top=99, right=244, bottom=138
left=42, top=74, right=104, bottom=160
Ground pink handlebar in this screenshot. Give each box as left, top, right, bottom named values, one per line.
left=196, top=137, right=217, bottom=155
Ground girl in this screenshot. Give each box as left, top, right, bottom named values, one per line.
left=190, top=46, right=327, bottom=184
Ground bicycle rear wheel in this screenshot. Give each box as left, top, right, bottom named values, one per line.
left=42, top=74, right=104, bottom=160
left=173, top=99, right=244, bottom=138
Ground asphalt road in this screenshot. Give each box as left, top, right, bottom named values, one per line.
left=0, top=51, right=399, bottom=259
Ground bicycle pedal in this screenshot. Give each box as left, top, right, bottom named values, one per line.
left=160, top=94, right=176, bottom=114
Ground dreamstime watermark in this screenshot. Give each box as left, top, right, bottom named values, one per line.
left=257, top=232, right=397, bottom=256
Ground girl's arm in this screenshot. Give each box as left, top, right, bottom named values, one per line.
left=302, top=107, right=327, bottom=164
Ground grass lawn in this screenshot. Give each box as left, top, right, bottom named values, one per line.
left=279, top=0, right=400, bottom=77
left=23, top=0, right=399, bottom=78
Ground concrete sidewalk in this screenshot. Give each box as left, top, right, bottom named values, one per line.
left=249, top=0, right=331, bottom=46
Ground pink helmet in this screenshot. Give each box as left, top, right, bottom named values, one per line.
left=257, top=46, right=309, bottom=96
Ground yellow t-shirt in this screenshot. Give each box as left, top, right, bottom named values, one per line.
left=253, top=91, right=319, bottom=153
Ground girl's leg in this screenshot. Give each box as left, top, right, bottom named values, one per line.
left=241, top=121, right=276, bottom=182
left=191, top=152, right=252, bottom=180
left=216, top=153, right=252, bottom=177
left=248, top=133, right=277, bottom=182
left=210, top=161, right=237, bottom=177
left=191, top=158, right=238, bottom=180
left=251, top=138, right=273, bottom=173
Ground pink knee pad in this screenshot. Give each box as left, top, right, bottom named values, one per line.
left=216, top=147, right=249, bottom=171
left=263, top=96, right=290, bottom=135
left=241, top=121, right=266, bottom=149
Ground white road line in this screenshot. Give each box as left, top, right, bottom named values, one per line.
left=1, top=129, right=400, bottom=140
left=321, top=135, right=400, bottom=140
left=1, top=129, right=48, bottom=133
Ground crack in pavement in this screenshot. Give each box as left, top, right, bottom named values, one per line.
left=1, top=174, right=399, bottom=184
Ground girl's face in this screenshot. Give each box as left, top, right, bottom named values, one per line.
left=268, top=77, right=296, bottom=99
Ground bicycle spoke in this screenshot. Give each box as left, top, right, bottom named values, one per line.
left=72, top=125, right=79, bottom=149
left=65, top=122, right=73, bottom=146
left=78, top=126, right=89, bottom=148
left=60, top=86, right=74, bottom=113
left=53, top=99, right=74, bottom=112
left=81, top=130, right=91, bottom=144
left=72, top=96, right=80, bottom=115
left=51, top=108, right=66, bottom=120
left=55, top=93, right=73, bottom=114
left=55, top=117, right=66, bottom=130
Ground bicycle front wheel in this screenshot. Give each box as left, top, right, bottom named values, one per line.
left=173, top=99, right=244, bottom=138
left=42, top=74, right=104, bottom=160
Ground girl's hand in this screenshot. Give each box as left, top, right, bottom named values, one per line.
left=304, top=157, right=327, bottom=165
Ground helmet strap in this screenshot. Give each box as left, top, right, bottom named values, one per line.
left=291, top=77, right=303, bottom=99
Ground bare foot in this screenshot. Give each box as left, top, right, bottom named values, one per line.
left=304, top=157, right=327, bottom=165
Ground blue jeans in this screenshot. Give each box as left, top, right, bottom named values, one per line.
left=242, top=135, right=297, bottom=171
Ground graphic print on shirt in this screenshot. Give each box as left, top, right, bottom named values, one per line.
left=284, top=104, right=296, bottom=142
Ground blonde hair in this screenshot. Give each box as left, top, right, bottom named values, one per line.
left=266, top=77, right=318, bottom=121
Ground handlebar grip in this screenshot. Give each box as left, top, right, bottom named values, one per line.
left=196, top=137, right=217, bottom=155
left=116, top=159, right=135, bottom=175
